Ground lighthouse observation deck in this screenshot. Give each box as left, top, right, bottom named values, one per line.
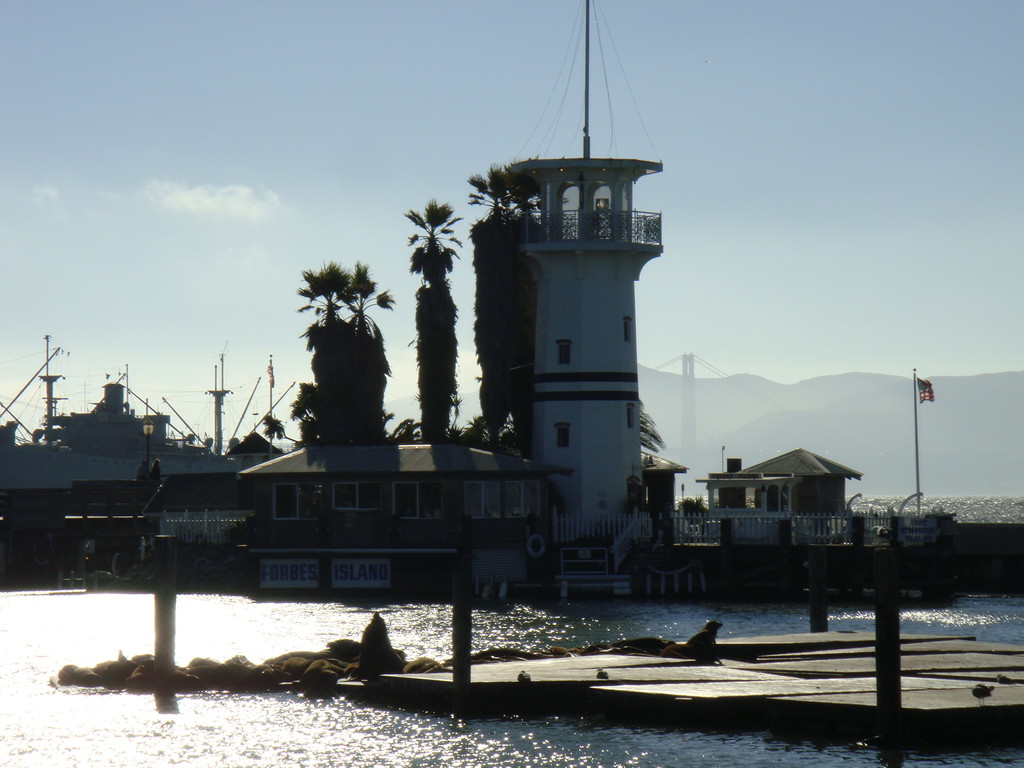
left=522, top=210, right=662, bottom=247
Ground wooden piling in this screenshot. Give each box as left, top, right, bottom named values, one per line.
left=719, top=518, right=734, bottom=596
left=778, top=519, right=796, bottom=597
left=849, top=516, right=865, bottom=598
left=452, top=515, right=473, bottom=719
left=154, top=535, right=177, bottom=705
left=808, top=545, right=828, bottom=633
left=874, top=546, right=902, bottom=746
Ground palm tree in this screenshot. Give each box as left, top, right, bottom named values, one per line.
left=343, top=262, right=394, bottom=444
left=297, top=262, right=352, bottom=444
left=639, top=402, right=665, bottom=453
left=406, top=200, right=461, bottom=444
left=261, top=414, right=285, bottom=452
left=290, top=381, right=320, bottom=445
left=296, top=261, right=393, bottom=445
left=468, top=165, right=538, bottom=453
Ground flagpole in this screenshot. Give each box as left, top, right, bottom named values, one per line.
left=267, top=354, right=274, bottom=453
left=913, top=368, right=921, bottom=515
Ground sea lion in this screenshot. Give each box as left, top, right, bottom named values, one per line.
left=357, top=612, right=405, bottom=680
left=403, top=657, right=445, bottom=674
left=298, top=658, right=345, bottom=699
left=56, top=664, right=103, bottom=687
left=92, top=652, right=138, bottom=690
left=660, top=620, right=723, bottom=664
left=611, top=637, right=673, bottom=655
left=123, top=660, right=203, bottom=694
left=325, top=638, right=361, bottom=663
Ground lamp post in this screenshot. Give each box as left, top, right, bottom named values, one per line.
left=143, top=417, right=154, bottom=469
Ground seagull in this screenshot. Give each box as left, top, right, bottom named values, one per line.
left=596, top=668, right=609, bottom=680
left=517, top=670, right=532, bottom=684
left=972, top=684, right=995, bottom=705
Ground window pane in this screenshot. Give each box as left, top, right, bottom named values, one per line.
left=557, top=340, right=571, bottom=365
left=506, top=481, right=523, bottom=517
left=466, top=481, right=483, bottom=518
left=297, top=484, right=320, bottom=519
left=484, top=481, right=501, bottom=518
left=333, top=483, right=357, bottom=509
left=556, top=423, right=570, bottom=447
left=274, top=484, right=297, bottom=519
left=419, top=482, right=443, bottom=519
left=394, top=483, right=418, bottom=517
left=523, top=481, right=539, bottom=517
left=359, top=482, right=381, bottom=509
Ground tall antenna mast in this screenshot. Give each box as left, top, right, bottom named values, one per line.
left=583, top=0, right=591, bottom=158
left=40, top=334, right=64, bottom=442
left=207, top=358, right=231, bottom=456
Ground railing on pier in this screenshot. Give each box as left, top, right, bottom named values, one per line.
left=670, top=512, right=943, bottom=546
left=552, top=510, right=949, bottom=569
left=157, top=510, right=251, bottom=545
left=523, top=210, right=662, bottom=246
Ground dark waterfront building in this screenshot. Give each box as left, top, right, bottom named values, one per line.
left=240, top=444, right=566, bottom=596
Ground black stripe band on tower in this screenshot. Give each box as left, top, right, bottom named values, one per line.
left=534, top=371, right=638, bottom=384
left=534, top=390, right=640, bottom=402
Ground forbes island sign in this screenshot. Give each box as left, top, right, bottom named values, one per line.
left=332, top=558, right=391, bottom=589
left=260, top=558, right=319, bottom=588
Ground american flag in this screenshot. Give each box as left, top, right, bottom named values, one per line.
left=267, top=358, right=275, bottom=388
left=917, top=377, right=934, bottom=403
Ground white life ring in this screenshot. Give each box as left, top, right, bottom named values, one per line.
left=526, top=533, right=546, bottom=558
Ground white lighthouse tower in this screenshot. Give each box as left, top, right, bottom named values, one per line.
left=511, top=4, right=663, bottom=519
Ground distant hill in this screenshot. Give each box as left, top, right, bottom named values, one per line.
left=637, top=367, right=1024, bottom=497
left=388, top=368, right=1023, bottom=496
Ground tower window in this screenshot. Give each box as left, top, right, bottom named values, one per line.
left=623, top=317, right=633, bottom=342
left=557, top=339, right=572, bottom=365
left=626, top=403, right=636, bottom=429
left=555, top=422, right=570, bottom=448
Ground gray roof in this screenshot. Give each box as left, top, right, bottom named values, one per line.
left=742, top=448, right=862, bottom=480
left=240, top=444, right=570, bottom=477
left=641, top=453, right=688, bottom=473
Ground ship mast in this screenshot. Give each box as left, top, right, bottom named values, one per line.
left=206, top=354, right=231, bottom=455
left=39, top=335, right=64, bottom=444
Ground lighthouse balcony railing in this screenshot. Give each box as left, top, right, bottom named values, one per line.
left=523, top=210, right=662, bottom=246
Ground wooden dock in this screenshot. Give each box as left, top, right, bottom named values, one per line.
left=341, top=631, right=1024, bottom=744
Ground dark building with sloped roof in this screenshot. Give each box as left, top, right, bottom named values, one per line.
left=240, top=444, right=568, bottom=595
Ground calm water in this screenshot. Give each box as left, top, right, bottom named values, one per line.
left=3, top=592, right=1024, bottom=767
left=859, top=496, right=1024, bottom=523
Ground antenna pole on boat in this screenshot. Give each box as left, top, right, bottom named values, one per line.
left=0, top=343, right=62, bottom=438
left=207, top=362, right=232, bottom=456
left=229, top=377, right=261, bottom=443
left=161, top=397, right=201, bottom=443
left=583, top=0, right=591, bottom=159
left=40, top=335, right=64, bottom=443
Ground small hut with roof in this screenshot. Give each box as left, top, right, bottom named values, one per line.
left=698, top=448, right=862, bottom=516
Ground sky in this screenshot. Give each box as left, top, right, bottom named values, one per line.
left=2, top=0, right=1022, bottom=444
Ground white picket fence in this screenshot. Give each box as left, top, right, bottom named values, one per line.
left=552, top=510, right=943, bottom=557
left=158, top=511, right=251, bottom=544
